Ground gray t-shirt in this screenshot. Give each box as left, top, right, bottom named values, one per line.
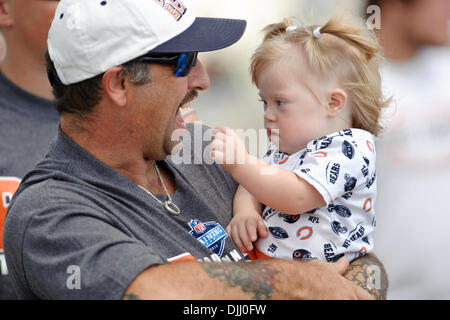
left=0, top=71, right=59, bottom=300
left=4, top=123, right=243, bottom=299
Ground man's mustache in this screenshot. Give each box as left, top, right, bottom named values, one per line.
left=180, top=90, right=198, bottom=108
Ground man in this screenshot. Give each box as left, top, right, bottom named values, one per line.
left=366, top=0, right=450, bottom=299
left=0, top=0, right=60, bottom=299
left=4, top=0, right=386, bottom=299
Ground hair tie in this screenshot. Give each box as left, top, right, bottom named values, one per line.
left=286, top=26, right=298, bottom=33
left=313, top=26, right=323, bottom=39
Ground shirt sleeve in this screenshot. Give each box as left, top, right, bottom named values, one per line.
left=293, top=135, right=371, bottom=205
left=17, top=184, right=165, bottom=300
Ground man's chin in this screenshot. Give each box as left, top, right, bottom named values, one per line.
left=168, top=124, right=187, bottom=156
left=169, top=140, right=183, bottom=156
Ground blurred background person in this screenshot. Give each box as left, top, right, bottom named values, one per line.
left=0, top=0, right=59, bottom=299
left=365, top=0, right=450, bottom=299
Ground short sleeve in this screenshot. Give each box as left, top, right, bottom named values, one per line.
left=293, top=133, right=375, bottom=205
left=13, top=184, right=165, bottom=299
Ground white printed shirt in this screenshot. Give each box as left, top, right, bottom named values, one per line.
left=255, top=129, right=377, bottom=263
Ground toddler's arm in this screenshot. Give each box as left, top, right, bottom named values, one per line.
left=210, top=127, right=325, bottom=214
left=226, top=185, right=267, bottom=252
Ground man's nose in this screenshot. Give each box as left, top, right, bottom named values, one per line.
left=188, top=59, right=210, bottom=91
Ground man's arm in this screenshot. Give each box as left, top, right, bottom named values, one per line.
left=344, top=253, right=388, bottom=300
left=123, top=258, right=373, bottom=300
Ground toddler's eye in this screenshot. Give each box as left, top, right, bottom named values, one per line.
left=276, top=100, right=285, bottom=107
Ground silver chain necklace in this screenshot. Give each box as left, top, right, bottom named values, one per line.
left=138, top=162, right=181, bottom=216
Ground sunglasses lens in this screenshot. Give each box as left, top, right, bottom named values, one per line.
left=174, top=52, right=197, bottom=77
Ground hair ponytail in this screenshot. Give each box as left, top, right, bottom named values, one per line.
left=261, top=18, right=295, bottom=41
left=319, top=14, right=381, bottom=61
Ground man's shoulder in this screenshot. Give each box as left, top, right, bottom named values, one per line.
left=4, top=179, right=55, bottom=254
left=6, top=178, right=68, bottom=223
left=4, top=175, right=110, bottom=255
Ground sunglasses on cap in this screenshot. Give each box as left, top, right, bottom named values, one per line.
left=137, top=52, right=198, bottom=77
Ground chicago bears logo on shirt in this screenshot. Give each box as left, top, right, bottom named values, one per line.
left=278, top=213, right=300, bottom=223
left=292, top=249, right=317, bottom=261
left=273, top=151, right=289, bottom=165
left=344, top=174, right=357, bottom=192
left=363, top=198, right=373, bottom=212
left=296, top=226, right=313, bottom=240
left=188, top=219, right=228, bottom=257
left=331, top=221, right=348, bottom=235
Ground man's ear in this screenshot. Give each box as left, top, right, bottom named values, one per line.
left=0, top=1, right=13, bottom=28
left=102, top=67, right=128, bottom=107
left=327, top=88, right=347, bottom=117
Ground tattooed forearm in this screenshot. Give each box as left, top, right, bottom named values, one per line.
left=200, top=261, right=280, bottom=300
left=123, top=293, right=141, bottom=300
left=345, top=253, right=388, bottom=300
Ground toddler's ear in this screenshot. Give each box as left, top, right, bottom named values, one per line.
left=326, top=89, right=347, bottom=117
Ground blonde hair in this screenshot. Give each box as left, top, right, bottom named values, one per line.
left=250, top=13, right=391, bottom=136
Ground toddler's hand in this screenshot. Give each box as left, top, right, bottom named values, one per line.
left=226, top=212, right=268, bottom=253
left=210, top=127, right=249, bottom=174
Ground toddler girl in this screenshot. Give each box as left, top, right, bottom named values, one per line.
left=210, top=13, right=390, bottom=263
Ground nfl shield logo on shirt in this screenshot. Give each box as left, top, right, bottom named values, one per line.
left=194, top=223, right=206, bottom=233
left=188, top=219, right=228, bottom=257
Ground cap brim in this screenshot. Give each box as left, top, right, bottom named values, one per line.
left=149, top=17, right=246, bottom=53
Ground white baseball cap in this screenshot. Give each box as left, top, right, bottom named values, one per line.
left=47, top=0, right=246, bottom=85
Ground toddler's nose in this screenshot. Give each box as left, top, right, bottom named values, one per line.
left=264, top=107, right=276, bottom=122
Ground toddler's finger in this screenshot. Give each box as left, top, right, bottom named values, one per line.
left=257, top=219, right=268, bottom=238
left=225, top=224, right=232, bottom=235
left=245, top=219, right=258, bottom=242
left=237, top=222, right=253, bottom=252
left=210, top=135, right=225, bottom=149
left=230, top=224, right=246, bottom=253
left=210, top=140, right=225, bottom=163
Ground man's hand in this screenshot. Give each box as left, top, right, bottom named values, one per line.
left=291, top=257, right=375, bottom=300
left=344, top=253, right=388, bottom=300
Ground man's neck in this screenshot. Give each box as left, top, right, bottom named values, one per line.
left=0, top=42, right=53, bottom=100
